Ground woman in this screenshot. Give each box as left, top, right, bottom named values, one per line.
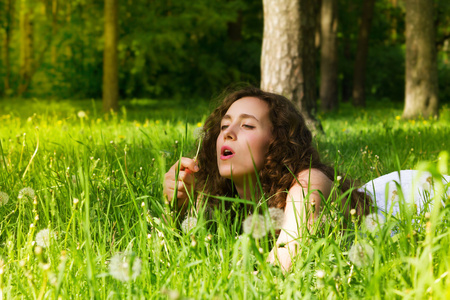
left=164, top=86, right=371, bottom=271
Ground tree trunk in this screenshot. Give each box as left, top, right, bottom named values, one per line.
left=51, top=0, right=58, bottom=65
left=402, top=0, right=438, bottom=119
left=2, top=0, right=15, bottom=96
left=352, top=0, right=375, bottom=107
left=320, top=0, right=338, bottom=112
left=18, top=0, right=33, bottom=96
left=227, top=11, right=243, bottom=41
left=102, top=0, right=119, bottom=112
left=261, top=0, right=320, bottom=131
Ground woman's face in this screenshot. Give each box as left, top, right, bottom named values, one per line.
left=216, top=97, right=273, bottom=184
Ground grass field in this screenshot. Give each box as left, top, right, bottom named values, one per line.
left=0, top=98, right=449, bottom=299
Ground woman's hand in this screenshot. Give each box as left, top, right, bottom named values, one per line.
left=163, top=157, right=199, bottom=209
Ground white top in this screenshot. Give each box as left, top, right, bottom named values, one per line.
left=358, top=170, right=450, bottom=216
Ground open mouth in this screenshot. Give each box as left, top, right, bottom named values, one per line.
left=220, top=146, right=235, bottom=160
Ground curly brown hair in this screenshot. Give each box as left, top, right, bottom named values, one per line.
left=195, top=86, right=371, bottom=216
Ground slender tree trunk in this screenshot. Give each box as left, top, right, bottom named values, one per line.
left=227, top=10, right=243, bottom=41
left=261, top=0, right=319, bottom=130
left=51, top=0, right=58, bottom=65
left=102, top=0, right=119, bottom=112
left=403, top=0, right=438, bottom=119
left=352, top=0, right=375, bottom=107
left=320, top=0, right=338, bottom=112
left=2, top=0, right=15, bottom=96
left=18, top=0, right=33, bottom=96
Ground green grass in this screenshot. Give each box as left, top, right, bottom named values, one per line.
left=0, top=98, right=449, bottom=299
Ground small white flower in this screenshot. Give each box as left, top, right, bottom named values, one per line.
left=77, top=111, right=87, bottom=118
left=336, top=176, right=342, bottom=182
left=18, top=187, right=35, bottom=200
left=109, top=252, right=142, bottom=282
left=348, top=241, right=374, bottom=267
left=35, top=229, right=56, bottom=248
left=0, top=192, right=9, bottom=206
left=243, top=214, right=268, bottom=239
left=268, top=208, right=285, bottom=230
left=181, top=216, right=198, bottom=233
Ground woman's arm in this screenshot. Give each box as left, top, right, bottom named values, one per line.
left=267, top=169, right=332, bottom=272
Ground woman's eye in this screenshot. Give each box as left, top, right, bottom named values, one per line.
left=221, top=125, right=229, bottom=130
left=243, top=124, right=255, bottom=129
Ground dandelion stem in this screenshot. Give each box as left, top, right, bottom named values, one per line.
left=22, top=128, right=39, bottom=179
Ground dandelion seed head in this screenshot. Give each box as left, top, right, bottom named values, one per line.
left=268, top=208, right=285, bottom=230
left=316, top=269, right=325, bottom=279
left=0, top=192, right=9, bottom=206
left=109, top=252, right=142, bottom=282
left=348, top=241, right=374, bottom=267
left=35, top=228, right=56, bottom=248
left=18, top=187, right=35, bottom=201
left=181, top=216, right=198, bottom=233
left=193, top=127, right=204, bottom=140
left=77, top=111, right=87, bottom=118
left=243, top=214, right=268, bottom=239
left=34, top=246, right=43, bottom=255
left=363, top=213, right=385, bottom=233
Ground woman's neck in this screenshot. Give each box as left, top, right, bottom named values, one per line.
left=234, top=175, right=261, bottom=201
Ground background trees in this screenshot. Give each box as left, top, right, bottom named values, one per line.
left=260, top=0, right=318, bottom=127
left=403, top=0, right=439, bottom=118
left=0, top=0, right=449, bottom=119
left=102, top=0, right=119, bottom=112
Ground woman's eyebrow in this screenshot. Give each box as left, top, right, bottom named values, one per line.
left=222, top=113, right=260, bottom=122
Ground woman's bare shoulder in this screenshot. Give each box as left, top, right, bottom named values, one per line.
left=297, top=169, right=332, bottom=186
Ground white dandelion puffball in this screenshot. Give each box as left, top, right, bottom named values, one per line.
left=77, top=111, right=87, bottom=118
left=109, top=252, right=142, bottom=282
left=348, top=241, right=374, bottom=267
left=243, top=214, right=268, bottom=239
left=193, top=127, right=204, bottom=140
left=18, top=187, right=35, bottom=200
left=268, top=208, right=285, bottom=230
left=0, top=192, right=9, bottom=206
left=364, top=213, right=385, bottom=233
left=181, top=216, right=198, bottom=233
left=35, top=229, right=56, bottom=248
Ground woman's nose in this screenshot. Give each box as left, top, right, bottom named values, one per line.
left=223, top=125, right=237, bottom=140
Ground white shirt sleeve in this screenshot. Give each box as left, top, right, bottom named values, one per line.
left=358, top=170, right=450, bottom=216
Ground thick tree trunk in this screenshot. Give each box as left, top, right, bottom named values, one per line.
left=319, top=0, right=338, bottom=112
left=261, top=0, right=319, bottom=130
left=102, top=0, right=119, bottom=112
left=402, top=0, right=438, bottom=119
left=352, top=0, right=375, bottom=107
left=18, top=0, right=33, bottom=96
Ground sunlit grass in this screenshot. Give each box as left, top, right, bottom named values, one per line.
left=0, top=98, right=449, bottom=299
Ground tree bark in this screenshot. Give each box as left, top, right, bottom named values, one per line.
left=261, top=0, right=319, bottom=130
left=352, top=0, right=375, bottom=107
left=320, top=0, right=338, bottom=112
left=18, top=0, right=33, bottom=96
left=402, top=0, right=438, bottom=119
left=102, top=0, right=119, bottom=112
left=2, top=0, right=15, bottom=96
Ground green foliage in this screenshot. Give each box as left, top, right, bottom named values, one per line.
left=0, top=99, right=449, bottom=298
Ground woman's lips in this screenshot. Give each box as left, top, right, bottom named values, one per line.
left=220, top=145, right=235, bottom=160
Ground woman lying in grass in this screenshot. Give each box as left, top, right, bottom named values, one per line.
left=163, top=86, right=372, bottom=271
